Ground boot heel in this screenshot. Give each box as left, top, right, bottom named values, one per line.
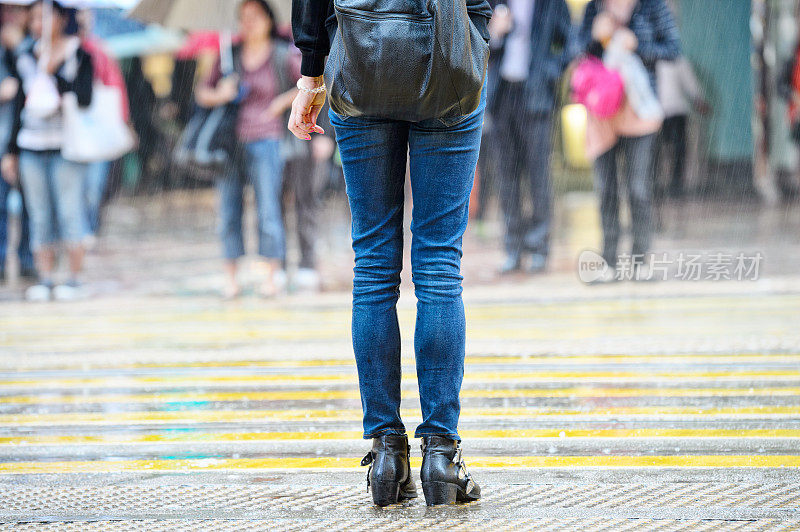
left=371, top=480, right=401, bottom=507
left=422, top=481, right=458, bottom=506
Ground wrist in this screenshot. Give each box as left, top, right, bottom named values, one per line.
left=297, top=77, right=326, bottom=95
left=300, top=75, right=324, bottom=88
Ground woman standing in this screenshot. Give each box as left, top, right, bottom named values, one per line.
left=2, top=0, right=93, bottom=301
left=291, top=0, right=491, bottom=507
left=578, top=0, right=680, bottom=279
left=196, top=0, right=300, bottom=299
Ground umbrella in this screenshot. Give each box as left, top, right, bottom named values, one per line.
left=103, top=25, right=185, bottom=59
left=90, top=8, right=185, bottom=59
left=0, top=0, right=136, bottom=7
left=127, top=0, right=237, bottom=33
left=128, top=0, right=237, bottom=72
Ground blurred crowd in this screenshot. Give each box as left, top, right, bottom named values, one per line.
left=0, top=0, right=796, bottom=301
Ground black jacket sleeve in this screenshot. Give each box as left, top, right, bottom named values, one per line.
left=291, top=0, right=331, bottom=77
left=5, top=47, right=22, bottom=156
left=55, top=47, right=93, bottom=108
left=291, top=0, right=492, bottom=77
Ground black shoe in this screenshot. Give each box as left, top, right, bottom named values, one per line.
left=498, top=253, right=522, bottom=275
left=361, top=434, right=417, bottom=507
left=420, top=436, right=481, bottom=506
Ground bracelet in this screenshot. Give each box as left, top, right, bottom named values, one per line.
left=296, top=78, right=327, bottom=95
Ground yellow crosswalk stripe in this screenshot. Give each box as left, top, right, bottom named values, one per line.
left=2, top=386, right=799, bottom=405
left=3, top=317, right=799, bottom=344
left=3, top=352, right=799, bottom=372
left=1, top=455, right=799, bottom=474
left=3, top=369, right=799, bottom=389
left=2, top=406, right=799, bottom=426
left=1, top=293, right=797, bottom=328
left=3, top=429, right=800, bottom=446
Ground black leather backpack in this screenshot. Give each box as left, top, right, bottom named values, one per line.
left=323, top=0, right=490, bottom=122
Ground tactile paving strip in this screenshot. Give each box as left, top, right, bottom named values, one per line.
left=3, top=518, right=800, bottom=532
left=1, top=483, right=799, bottom=521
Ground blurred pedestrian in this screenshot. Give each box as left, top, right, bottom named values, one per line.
left=291, top=0, right=491, bottom=507
left=654, top=55, right=707, bottom=198
left=280, top=97, right=334, bottom=292
left=76, top=8, right=130, bottom=245
left=1, top=3, right=30, bottom=51
left=472, top=0, right=503, bottom=225
left=1, top=0, right=93, bottom=301
left=488, top=0, right=573, bottom=275
left=196, top=0, right=300, bottom=299
left=578, top=0, right=680, bottom=280
left=786, top=42, right=800, bottom=150
left=0, top=8, right=35, bottom=282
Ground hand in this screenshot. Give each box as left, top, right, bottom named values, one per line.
left=1, top=154, right=19, bottom=186
left=488, top=5, right=513, bottom=40
left=288, top=76, right=326, bottom=141
left=0, top=25, right=24, bottom=51
left=0, top=77, right=18, bottom=103
left=616, top=28, right=638, bottom=52
left=217, top=76, right=240, bottom=105
left=592, top=13, right=615, bottom=44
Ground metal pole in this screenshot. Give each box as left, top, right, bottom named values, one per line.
left=220, top=30, right=233, bottom=76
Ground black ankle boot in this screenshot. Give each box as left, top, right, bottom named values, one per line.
left=420, top=436, right=481, bottom=505
left=361, top=434, right=417, bottom=506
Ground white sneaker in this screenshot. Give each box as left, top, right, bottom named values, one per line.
left=274, top=269, right=288, bottom=291
left=53, top=284, right=87, bottom=301
left=25, top=284, right=52, bottom=302
left=294, top=268, right=321, bottom=292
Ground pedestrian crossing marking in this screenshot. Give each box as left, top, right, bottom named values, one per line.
left=2, top=351, right=798, bottom=372
left=1, top=455, right=799, bottom=475
left=2, top=386, right=799, bottom=405
left=3, top=369, right=800, bottom=389
left=3, top=429, right=800, bottom=446
left=3, top=405, right=800, bottom=426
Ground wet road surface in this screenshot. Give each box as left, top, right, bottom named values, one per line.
left=1, top=278, right=799, bottom=529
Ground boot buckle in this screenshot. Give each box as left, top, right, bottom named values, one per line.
left=452, top=443, right=473, bottom=485
left=361, top=451, right=373, bottom=492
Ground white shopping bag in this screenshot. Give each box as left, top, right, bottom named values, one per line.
left=61, top=83, right=135, bottom=163
left=604, top=34, right=664, bottom=122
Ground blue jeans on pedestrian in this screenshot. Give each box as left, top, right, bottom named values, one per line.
left=328, top=80, right=487, bottom=441
left=0, top=173, right=34, bottom=272
left=18, top=150, right=87, bottom=251
left=83, top=160, right=111, bottom=237
left=216, top=138, right=285, bottom=261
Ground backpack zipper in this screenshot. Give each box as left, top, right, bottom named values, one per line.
left=333, top=3, right=433, bottom=23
